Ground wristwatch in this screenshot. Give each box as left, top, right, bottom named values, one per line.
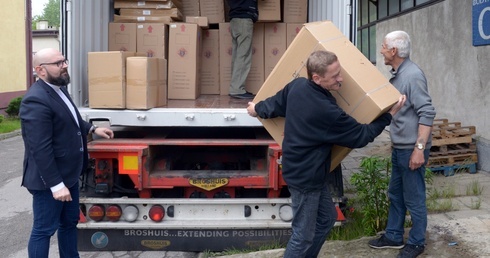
left=90, top=125, right=98, bottom=134
left=415, top=143, right=425, bottom=150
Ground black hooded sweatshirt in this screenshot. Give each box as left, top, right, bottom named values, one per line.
left=255, top=77, right=392, bottom=191
left=227, top=0, right=258, bottom=22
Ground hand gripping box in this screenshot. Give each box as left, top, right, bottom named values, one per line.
left=254, top=21, right=401, bottom=172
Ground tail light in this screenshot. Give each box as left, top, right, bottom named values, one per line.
left=88, top=205, right=105, bottom=222
left=149, top=205, right=165, bottom=222
left=106, top=205, right=122, bottom=222
left=123, top=205, right=139, bottom=222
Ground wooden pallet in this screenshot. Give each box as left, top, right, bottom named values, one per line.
left=431, top=119, right=476, bottom=146
left=429, top=142, right=477, bottom=156
left=429, top=163, right=477, bottom=176
left=427, top=153, right=478, bottom=166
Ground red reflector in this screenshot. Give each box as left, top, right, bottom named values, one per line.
left=106, top=205, right=122, bottom=222
left=149, top=205, right=165, bottom=222
left=88, top=205, right=105, bottom=222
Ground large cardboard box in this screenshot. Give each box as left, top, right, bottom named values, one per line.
left=167, top=23, right=202, bottom=99
left=258, top=0, right=281, bottom=22
left=254, top=21, right=401, bottom=171
left=283, top=0, right=308, bottom=23
left=200, top=0, right=225, bottom=24
left=126, top=57, right=167, bottom=109
left=108, top=23, right=137, bottom=52
left=88, top=51, right=137, bottom=109
left=137, top=23, right=168, bottom=59
left=264, top=23, right=286, bottom=78
left=201, top=30, right=220, bottom=94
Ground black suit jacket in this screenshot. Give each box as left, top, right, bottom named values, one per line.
left=20, top=79, right=92, bottom=190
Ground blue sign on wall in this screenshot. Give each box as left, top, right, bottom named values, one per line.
left=473, top=0, right=490, bottom=46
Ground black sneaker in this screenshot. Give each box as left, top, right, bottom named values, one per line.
left=368, top=234, right=405, bottom=249
left=397, top=244, right=425, bottom=258
left=229, top=92, right=255, bottom=99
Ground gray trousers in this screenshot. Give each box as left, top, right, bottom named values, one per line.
left=230, top=18, right=254, bottom=95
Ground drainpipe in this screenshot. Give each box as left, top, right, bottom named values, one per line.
left=25, top=0, right=34, bottom=88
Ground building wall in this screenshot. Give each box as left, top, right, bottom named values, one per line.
left=33, top=37, right=60, bottom=53
left=375, top=0, right=490, bottom=171
left=0, top=1, right=27, bottom=112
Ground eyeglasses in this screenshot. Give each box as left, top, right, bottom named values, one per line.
left=39, top=59, right=69, bottom=68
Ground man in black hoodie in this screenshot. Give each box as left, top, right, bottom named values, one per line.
left=247, top=50, right=406, bottom=258
left=227, top=0, right=258, bottom=99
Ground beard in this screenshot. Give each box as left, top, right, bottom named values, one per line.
left=46, top=69, right=70, bottom=86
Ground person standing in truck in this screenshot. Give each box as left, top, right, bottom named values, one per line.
left=227, top=0, right=258, bottom=99
left=20, top=48, right=114, bottom=258
left=368, top=30, right=436, bottom=258
left=247, top=50, right=406, bottom=258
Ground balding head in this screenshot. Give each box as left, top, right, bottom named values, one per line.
left=34, top=48, right=70, bottom=86
left=33, top=48, right=62, bottom=68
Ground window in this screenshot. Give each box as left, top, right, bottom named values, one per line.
left=356, top=0, right=441, bottom=63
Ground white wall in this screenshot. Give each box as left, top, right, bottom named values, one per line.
left=32, top=37, right=60, bottom=53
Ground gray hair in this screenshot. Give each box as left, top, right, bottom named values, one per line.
left=384, top=31, right=411, bottom=58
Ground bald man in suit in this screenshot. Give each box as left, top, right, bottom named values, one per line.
left=20, top=48, right=113, bottom=258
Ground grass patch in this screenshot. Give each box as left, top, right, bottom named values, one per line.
left=427, top=198, right=456, bottom=213
left=466, top=180, right=484, bottom=196
left=0, top=117, right=21, bottom=134
left=328, top=206, right=366, bottom=241
left=470, top=197, right=482, bottom=210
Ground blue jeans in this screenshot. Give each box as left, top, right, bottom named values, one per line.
left=385, top=148, right=429, bottom=246
left=28, top=183, right=80, bottom=258
left=229, top=18, right=254, bottom=95
left=284, top=184, right=337, bottom=258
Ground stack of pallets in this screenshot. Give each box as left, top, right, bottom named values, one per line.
left=428, top=119, right=478, bottom=176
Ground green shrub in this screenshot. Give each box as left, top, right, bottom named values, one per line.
left=350, top=156, right=391, bottom=235
left=6, top=96, right=22, bottom=117
left=0, top=114, right=4, bottom=123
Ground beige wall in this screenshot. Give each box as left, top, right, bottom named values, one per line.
left=1, top=2, right=27, bottom=93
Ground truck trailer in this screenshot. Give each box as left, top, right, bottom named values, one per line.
left=53, top=0, right=356, bottom=252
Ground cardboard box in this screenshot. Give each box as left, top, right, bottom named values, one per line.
left=258, top=0, right=281, bottom=22
left=283, top=0, right=308, bottom=23
left=219, top=23, right=232, bottom=95
left=264, top=23, right=286, bottom=78
left=254, top=21, right=401, bottom=171
left=114, top=15, right=174, bottom=24
left=88, top=51, right=137, bottom=109
left=167, top=23, right=202, bottom=99
left=108, top=23, right=137, bottom=52
left=201, top=30, right=220, bottom=94
left=180, top=0, right=200, bottom=17
left=114, top=0, right=181, bottom=9
left=185, top=16, right=209, bottom=29
left=200, top=0, right=225, bottom=24
left=137, top=23, right=168, bottom=58
left=119, top=8, right=183, bottom=20
left=126, top=57, right=167, bottom=109
left=286, top=23, right=303, bottom=48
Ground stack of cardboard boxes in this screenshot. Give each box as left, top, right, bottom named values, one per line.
left=88, top=0, right=308, bottom=109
